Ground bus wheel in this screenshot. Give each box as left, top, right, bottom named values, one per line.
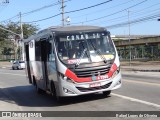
left=50, top=82, right=63, bottom=102
left=35, top=82, right=43, bottom=94
left=51, top=82, right=56, bottom=97
left=103, top=90, right=111, bottom=96
left=32, top=76, right=36, bottom=86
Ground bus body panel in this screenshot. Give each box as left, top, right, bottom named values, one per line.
left=54, top=54, right=121, bottom=96
left=57, top=71, right=121, bottom=97
left=24, top=26, right=122, bottom=97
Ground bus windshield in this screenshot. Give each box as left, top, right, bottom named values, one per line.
left=56, top=32, right=116, bottom=65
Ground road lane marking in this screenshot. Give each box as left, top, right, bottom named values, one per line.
left=122, top=73, right=160, bottom=78
left=123, top=79, right=160, bottom=87
left=0, top=72, right=26, bottom=76
left=112, top=93, right=160, bottom=108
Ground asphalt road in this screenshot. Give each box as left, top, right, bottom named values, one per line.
left=0, top=68, right=160, bottom=120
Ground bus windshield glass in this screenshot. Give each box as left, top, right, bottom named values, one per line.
left=56, top=32, right=116, bottom=65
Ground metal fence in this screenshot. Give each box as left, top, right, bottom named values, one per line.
left=117, top=44, right=160, bottom=61
left=0, top=55, right=15, bottom=61
left=1, top=44, right=160, bottom=61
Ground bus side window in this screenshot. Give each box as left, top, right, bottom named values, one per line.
left=35, top=41, right=41, bottom=61
left=48, top=40, right=55, bottom=61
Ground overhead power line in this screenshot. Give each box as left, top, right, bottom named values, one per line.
left=0, top=14, right=19, bottom=23
left=24, top=0, right=113, bottom=23
left=106, top=13, right=160, bottom=29
left=89, top=2, right=160, bottom=26
left=71, top=0, right=148, bottom=25
left=65, top=0, right=112, bottom=14
left=71, top=0, right=135, bottom=19
left=24, top=13, right=61, bottom=23
left=22, top=0, right=71, bottom=16
left=0, top=0, right=71, bottom=23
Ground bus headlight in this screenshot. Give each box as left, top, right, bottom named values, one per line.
left=63, top=87, right=75, bottom=94
left=112, top=66, right=120, bottom=78
left=64, top=76, right=75, bottom=83
left=58, top=72, right=75, bottom=83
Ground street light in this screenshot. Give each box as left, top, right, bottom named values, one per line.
left=158, top=19, right=160, bottom=21
left=128, top=10, right=131, bottom=66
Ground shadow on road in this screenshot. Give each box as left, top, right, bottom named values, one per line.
left=0, top=85, right=110, bottom=107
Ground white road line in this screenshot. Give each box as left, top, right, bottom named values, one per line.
left=123, top=79, right=160, bottom=87
left=112, top=93, right=160, bottom=108
left=0, top=72, right=26, bottom=76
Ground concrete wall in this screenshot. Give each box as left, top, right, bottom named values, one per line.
left=114, top=36, right=160, bottom=47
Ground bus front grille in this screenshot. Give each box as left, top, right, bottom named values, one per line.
left=76, top=82, right=112, bottom=92
left=74, top=65, right=111, bottom=78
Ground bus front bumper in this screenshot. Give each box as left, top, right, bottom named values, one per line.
left=58, top=72, right=122, bottom=97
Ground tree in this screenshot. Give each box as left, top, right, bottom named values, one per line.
left=0, top=22, right=39, bottom=60
left=0, top=24, right=8, bottom=41
left=6, top=22, right=39, bottom=39
left=22, top=24, right=39, bottom=39
left=2, top=47, right=12, bottom=55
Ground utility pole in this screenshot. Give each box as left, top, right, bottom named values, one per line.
left=128, top=10, right=131, bottom=66
left=19, top=12, right=24, bottom=60
left=20, top=12, right=24, bottom=40
left=61, top=0, right=65, bottom=26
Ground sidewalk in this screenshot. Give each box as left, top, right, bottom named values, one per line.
left=0, top=61, right=12, bottom=68
left=121, top=61, right=160, bottom=72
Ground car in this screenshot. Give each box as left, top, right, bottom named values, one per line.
left=12, top=60, right=25, bottom=70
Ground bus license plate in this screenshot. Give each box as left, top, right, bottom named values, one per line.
left=89, top=82, right=101, bottom=88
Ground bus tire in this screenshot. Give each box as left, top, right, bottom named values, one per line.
left=56, top=96, right=63, bottom=103
left=103, top=90, right=111, bottom=96
left=34, top=79, right=44, bottom=94
left=32, top=76, right=36, bottom=86
left=50, top=81, right=56, bottom=97
left=50, top=82, right=63, bottom=103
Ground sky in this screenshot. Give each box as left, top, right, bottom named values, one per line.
left=0, top=0, right=160, bottom=35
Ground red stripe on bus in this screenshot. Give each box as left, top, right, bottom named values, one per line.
left=108, top=63, right=117, bottom=78
left=65, top=63, right=117, bottom=83
left=65, top=69, right=92, bottom=82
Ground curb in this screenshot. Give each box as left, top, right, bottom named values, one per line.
left=121, top=68, right=160, bottom=72
left=0, top=66, right=11, bottom=69
left=133, top=69, right=160, bottom=72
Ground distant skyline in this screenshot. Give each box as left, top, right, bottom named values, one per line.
left=0, top=0, right=160, bottom=35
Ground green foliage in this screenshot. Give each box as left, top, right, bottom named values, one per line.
left=6, top=22, right=39, bottom=39
left=0, top=22, right=39, bottom=41
left=0, top=24, right=8, bottom=41
left=0, top=22, right=39, bottom=60
left=22, top=24, right=39, bottom=39
left=2, top=47, right=12, bottom=55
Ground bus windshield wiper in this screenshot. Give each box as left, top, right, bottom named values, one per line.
left=75, top=48, right=87, bottom=68
left=89, top=40, right=108, bottom=64
left=95, top=48, right=108, bottom=63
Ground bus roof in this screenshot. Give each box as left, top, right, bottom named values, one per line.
left=24, top=26, right=107, bottom=43
left=48, top=26, right=106, bottom=33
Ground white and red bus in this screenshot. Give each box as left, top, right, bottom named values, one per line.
left=24, top=26, right=121, bottom=100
